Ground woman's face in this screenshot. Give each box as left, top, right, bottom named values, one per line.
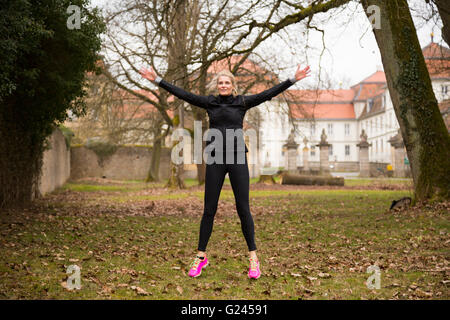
left=217, top=76, right=233, bottom=96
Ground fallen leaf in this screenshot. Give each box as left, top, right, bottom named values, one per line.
left=318, top=272, right=331, bottom=279
left=130, top=286, right=150, bottom=296
left=176, top=286, right=183, bottom=295
left=415, top=288, right=432, bottom=298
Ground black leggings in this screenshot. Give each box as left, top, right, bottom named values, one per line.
left=197, top=152, right=257, bottom=252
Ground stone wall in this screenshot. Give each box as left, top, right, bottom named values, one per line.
left=299, top=161, right=359, bottom=172
left=369, top=162, right=390, bottom=177
left=39, top=128, right=71, bottom=195
left=330, top=161, right=360, bottom=172
left=70, top=145, right=172, bottom=180
left=40, top=131, right=409, bottom=192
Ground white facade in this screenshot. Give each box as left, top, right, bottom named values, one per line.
left=256, top=100, right=290, bottom=169
left=361, top=81, right=449, bottom=164
left=255, top=78, right=450, bottom=172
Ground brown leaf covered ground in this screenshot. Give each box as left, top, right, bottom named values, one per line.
left=0, top=177, right=448, bottom=299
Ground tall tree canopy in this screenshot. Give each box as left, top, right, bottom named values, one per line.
left=0, top=0, right=105, bottom=208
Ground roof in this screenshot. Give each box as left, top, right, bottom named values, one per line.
left=115, top=89, right=174, bottom=120
left=352, top=83, right=386, bottom=101
left=286, top=89, right=355, bottom=103
left=286, top=89, right=357, bottom=120
left=423, top=43, right=450, bottom=79
left=358, top=94, right=384, bottom=120
left=290, top=103, right=356, bottom=120
left=291, top=43, right=450, bottom=120
left=207, top=55, right=280, bottom=94
left=356, top=70, right=386, bottom=84
left=350, top=71, right=386, bottom=102
left=208, top=55, right=278, bottom=79
left=422, top=42, right=450, bottom=59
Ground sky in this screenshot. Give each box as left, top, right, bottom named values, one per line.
left=89, top=0, right=445, bottom=89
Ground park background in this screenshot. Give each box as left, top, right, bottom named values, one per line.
left=0, top=0, right=449, bottom=300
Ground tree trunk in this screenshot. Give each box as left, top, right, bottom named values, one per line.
left=195, top=116, right=207, bottom=185
left=361, top=0, right=450, bottom=202
left=281, top=173, right=344, bottom=186
left=145, top=114, right=166, bottom=182
left=165, top=0, right=188, bottom=189
left=0, top=103, right=45, bottom=208
left=146, top=137, right=161, bottom=182
left=194, top=59, right=218, bottom=185
left=165, top=132, right=186, bottom=189
left=196, top=162, right=206, bottom=185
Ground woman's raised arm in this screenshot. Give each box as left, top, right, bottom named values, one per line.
left=243, top=65, right=310, bottom=109
left=140, top=66, right=209, bottom=109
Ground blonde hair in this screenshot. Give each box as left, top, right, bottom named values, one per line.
left=206, top=70, right=239, bottom=96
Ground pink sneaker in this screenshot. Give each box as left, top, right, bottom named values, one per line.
left=188, top=256, right=208, bottom=278
left=248, top=258, right=261, bottom=279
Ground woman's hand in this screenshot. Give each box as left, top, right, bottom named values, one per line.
left=140, top=66, right=157, bottom=82
left=295, top=64, right=311, bottom=81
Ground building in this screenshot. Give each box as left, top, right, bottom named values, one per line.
left=257, top=42, right=450, bottom=175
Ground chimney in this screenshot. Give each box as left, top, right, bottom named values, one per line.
left=431, top=32, right=434, bottom=43
left=376, top=64, right=383, bottom=72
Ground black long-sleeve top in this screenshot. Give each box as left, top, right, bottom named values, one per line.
left=156, top=77, right=296, bottom=153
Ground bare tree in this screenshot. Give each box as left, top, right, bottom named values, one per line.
left=101, top=0, right=291, bottom=186
left=101, top=0, right=348, bottom=186
left=68, top=67, right=161, bottom=145
left=103, top=0, right=199, bottom=185
left=428, top=0, right=450, bottom=46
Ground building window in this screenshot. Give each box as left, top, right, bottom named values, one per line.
left=442, top=85, right=448, bottom=94
left=329, top=144, right=333, bottom=156
left=345, top=145, right=350, bottom=156
left=310, top=123, right=316, bottom=137
left=345, top=123, right=350, bottom=135
left=380, top=139, right=383, bottom=153
left=310, top=146, right=316, bottom=157
left=327, top=123, right=333, bottom=136
left=368, top=98, right=374, bottom=111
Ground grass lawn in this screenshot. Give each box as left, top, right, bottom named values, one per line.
left=0, top=177, right=447, bottom=300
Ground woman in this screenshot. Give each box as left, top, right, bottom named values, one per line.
left=140, top=64, right=311, bottom=279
